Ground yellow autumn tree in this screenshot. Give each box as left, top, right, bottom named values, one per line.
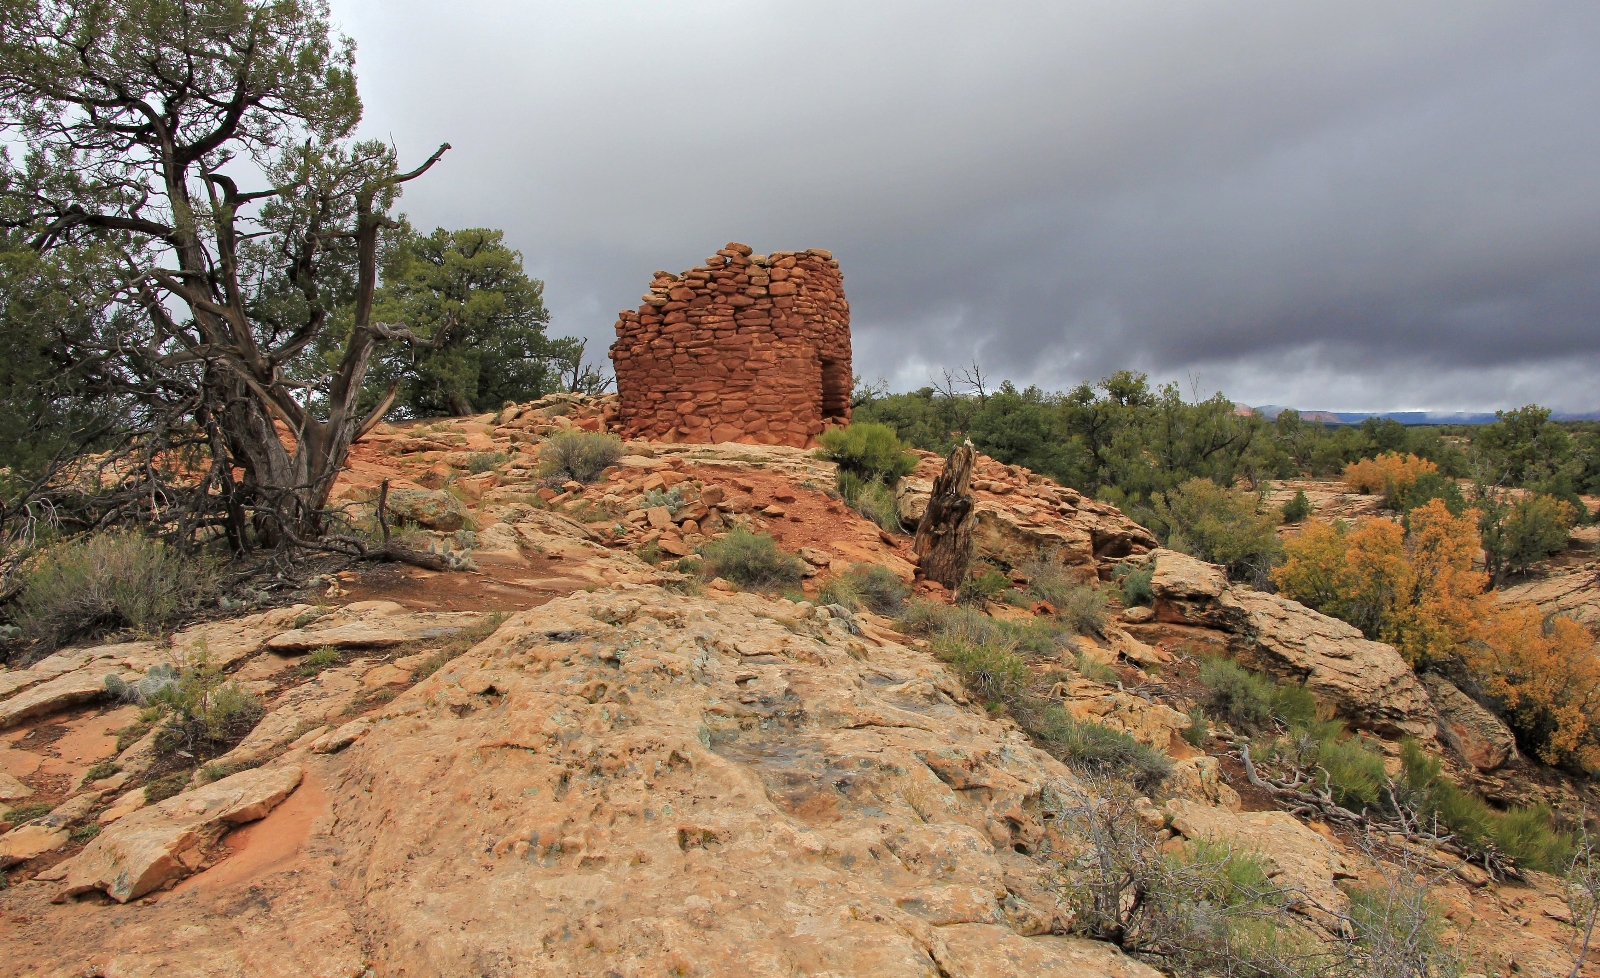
left=1276, top=499, right=1600, bottom=768
left=1341, top=452, right=1437, bottom=495
left=1273, top=500, right=1485, bottom=667
left=1387, top=500, right=1489, bottom=667
left=1467, top=605, right=1600, bottom=769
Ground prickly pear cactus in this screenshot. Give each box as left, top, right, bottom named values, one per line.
left=104, top=663, right=180, bottom=705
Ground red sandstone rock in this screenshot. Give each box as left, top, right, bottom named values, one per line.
left=610, top=243, right=851, bottom=448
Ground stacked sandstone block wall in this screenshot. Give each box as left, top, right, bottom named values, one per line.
left=609, top=242, right=851, bottom=447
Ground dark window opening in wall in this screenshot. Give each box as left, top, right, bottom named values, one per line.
left=821, top=358, right=850, bottom=419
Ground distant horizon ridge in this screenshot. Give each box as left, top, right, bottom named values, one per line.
left=1243, top=404, right=1600, bottom=425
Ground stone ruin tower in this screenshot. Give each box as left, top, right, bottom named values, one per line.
left=609, top=242, right=851, bottom=447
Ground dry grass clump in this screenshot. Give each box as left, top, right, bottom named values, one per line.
left=14, top=532, right=217, bottom=654
left=699, top=529, right=806, bottom=591
left=538, top=430, right=624, bottom=483
left=817, top=563, right=911, bottom=616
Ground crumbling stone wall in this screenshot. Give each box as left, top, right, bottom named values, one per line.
left=609, top=242, right=851, bottom=447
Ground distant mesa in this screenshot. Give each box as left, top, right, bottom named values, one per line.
left=608, top=242, right=851, bottom=448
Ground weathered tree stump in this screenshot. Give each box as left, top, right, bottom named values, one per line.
left=914, top=441, right=977, bottom=589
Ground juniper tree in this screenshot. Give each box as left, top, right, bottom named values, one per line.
left=0, top=0, right=449, bottom=541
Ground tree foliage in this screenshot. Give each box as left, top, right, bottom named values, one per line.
left=1341, top=453, right=1437, bottom=495
left=341, top=223, right=600, bottom=417
left=1476, top=491, right=1575, bottom=586
left=854, top=373, right=1600, bottom=530
left=1273, top=501, right=1487, bottom=667
left=0, top=0, right=406, bottom=535
left=1150, top=478, right=1283, bottom=584
left=1467, top=605, right=1600, bottom=770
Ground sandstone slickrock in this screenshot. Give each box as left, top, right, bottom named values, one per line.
left=1422, top=674, right=1520, bottom=772
left=320, top=586, right=1154, bottom=976
left=1496, top=561, right=1600, bottom=630
left=1166, top=798, right=1351, bottom=916
left=211, top=666, right=366, bottom=767
left=1230, top=590, right=1437, bottom=738
left=1147, top=549, right=1250, bottom=632
left=265, top=611, right=484, bottom=652
left=898, top=453, right=1156, bottom=572
left=0, top=604, right=316, bottom=730
left=382, top=487, right=470, bottom=531
left=0, top=824, right=69, bottom=868
left=1144, top=550, right=1435, bottom=737
left=611, top=243, right=852, bottom=447
left=0, top=666, right=139, bottom=730
left=55, top=763, right=303, bottom=902
left=0, top=771, right=33, bottom=800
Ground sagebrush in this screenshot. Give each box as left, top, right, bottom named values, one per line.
left=14, top=533, right=218, bottom=655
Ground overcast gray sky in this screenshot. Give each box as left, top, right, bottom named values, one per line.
left=329, top=1, right=1600, bottom=412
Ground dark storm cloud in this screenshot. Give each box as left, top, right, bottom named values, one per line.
left=329, top=0, right=1600, bottom=411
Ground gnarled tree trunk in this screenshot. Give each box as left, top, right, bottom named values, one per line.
left=914, top=441, right=977, bottom=589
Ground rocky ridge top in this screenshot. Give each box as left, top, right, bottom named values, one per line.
left=0, top=407, right=1595, bottom=976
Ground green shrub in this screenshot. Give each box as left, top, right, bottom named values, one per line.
left=465, top=451, right=507, bottom=474
left=931, top=636, right=1029, bottom=704
left=700, top=529, right=806, bottom=591
left=1152, top=477, right=1283, bottom=584
left=5, top=801, right=51, bottom=824
left=145, top=666, right=265, bottom=763
left=1050, top=583, right=1107, bottom=635
left=1025, top=704, right=1172, bottom=792
left=1306, top=723, right=1387, bottom=811
left=196, top=757, right=261, bottom=785
left=1020, top=553, right=1107, bottom=634
left=70, top=823, right=101, bottom=843
left=897, top=597, right=957, bottom=638
left=1281, top=489, right=1312, bottom=523
left=1271, top=682, right=1321, bottom=730
left=1386, top=470, right=1466, bottom=516
left=1074, top=650, right=1119, bottom=684
left=823, top=423, right=915, bottom=532
left=299, top=646, right=340, bottom=676
left=1342, top=876, right=1461, bottom=976
left=816, top=574, right=861, bottom=610
left=837, top=471, right=903, bottom=533
left=167, top=681, right=264, bottom=756
left=1199, top=658, right=1277, bottom=730
left=1113, top=562, right=1154, bottom=606
left=83, top=761, right=118, bottom=781
left=114, top=721, right=151, bottom=753
left=1182, top=704, right=1210, bottom=747
left=816, top=422, right=918, bottom=483
left=853, top=478, right=904, bottom=533
left=15, top=532, right=218, bottom=652
left=538, top=430, right=625, bottom=483
left=899, top=596, right=1171, bottom=793
left=1009, top=617, right=1074, bottom=658
left=956, top=564, right=1012, bottom=606
left=143, top=771, right=189, bottom=803
left=1399, top=740, right=1571, bottom=872
left=1479, top=491, right=1575, bottom=584
left=1059, top=786, right=1306, bottom=972
left=1199, top=659, right=1319, bottom=733
left=819, top=564, right=910, bottom=616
